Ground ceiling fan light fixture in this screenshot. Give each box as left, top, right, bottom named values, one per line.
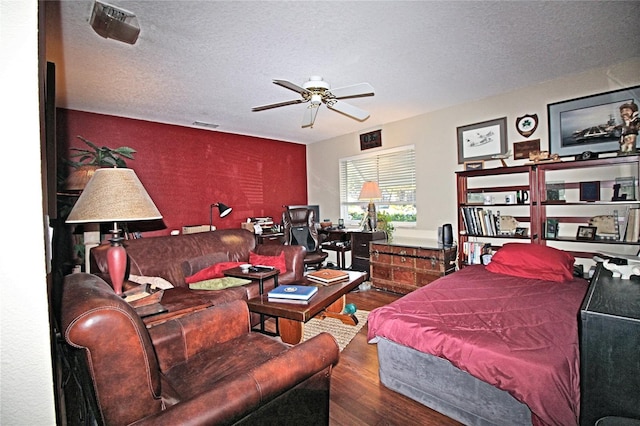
left=310, top=93, right=322, bottom=106
left=90, top=1, right=140, bottom=45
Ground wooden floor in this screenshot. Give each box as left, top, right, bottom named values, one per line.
left=329, top=287, right=463, bottom=426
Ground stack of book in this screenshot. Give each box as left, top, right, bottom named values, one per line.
left=267, top=285, right=318, bottom=302
left=306, top=269, right=350, bottom=285
left=250, top=217, right=275, bottom=233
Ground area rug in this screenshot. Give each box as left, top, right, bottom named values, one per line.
left=302, top=310, right=370, bottom=351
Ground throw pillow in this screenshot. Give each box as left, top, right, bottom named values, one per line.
left=128, top=274, right=174, bottom=289
left=249, top=251, right=287, bottom=273
left=485, top=243, right=575, bottom=282
left=185, top=261, right=244, bottom=284
left=189, top=277, right=252, bottom=290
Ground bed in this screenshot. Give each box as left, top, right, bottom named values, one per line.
left=367, top=243, right=589, bottom=426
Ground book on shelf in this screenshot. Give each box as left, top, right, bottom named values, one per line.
left=624, top=208, right=640, bottom=242
left=306, top=269, right=349, bottom=284
left=462, top=242, right=491, bottom=265
left=460, top=206, right=500, bottom=236
left=267, top=285, right=318, bottom=301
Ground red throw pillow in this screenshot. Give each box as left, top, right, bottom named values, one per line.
left=485, top=243, right=575, bottom=282
left=185, top=261, right=243, bottom=284
left=249, top=251, right=287, bottom=273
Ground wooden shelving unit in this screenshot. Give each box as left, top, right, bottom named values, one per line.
left=456, top=156, right=640, bottom=265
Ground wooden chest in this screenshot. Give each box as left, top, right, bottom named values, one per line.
left=370, top=238, right=456, bottom=294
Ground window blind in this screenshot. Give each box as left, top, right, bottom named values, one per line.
left=339, top=146, right=416, bottom=224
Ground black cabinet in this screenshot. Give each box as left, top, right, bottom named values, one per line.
left=350, top=231, right=386, bottom=273
left=580, top=265, right=640, bottom=426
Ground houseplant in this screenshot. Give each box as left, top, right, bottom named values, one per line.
left=60, top=136, right=137, bottom=271
left=68, top=135, right=136, bottom=168
left=64, top=135, right=136, bottom=191
left=377, top=211, right=395, bottom=241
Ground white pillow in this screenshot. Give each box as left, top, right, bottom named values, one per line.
left=128, top=274, right=174, bottom=289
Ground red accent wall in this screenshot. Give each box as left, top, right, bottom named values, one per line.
left=57, top=109, right=308, bottom=237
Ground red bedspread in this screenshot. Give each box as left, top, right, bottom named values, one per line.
left=367, top=265, right=589, bottom=426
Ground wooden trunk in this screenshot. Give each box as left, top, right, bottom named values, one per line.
left=370, top=239, right=456, bottom=294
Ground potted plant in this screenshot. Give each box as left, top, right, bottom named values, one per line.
left=377, top=211, right=395, bottom=241
left=64, top=135, right=136, bottom=191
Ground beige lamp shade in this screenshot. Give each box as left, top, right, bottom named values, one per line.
left=358, top=181, right=382, bottom=200
left=66, top=168, right=162, bottom=223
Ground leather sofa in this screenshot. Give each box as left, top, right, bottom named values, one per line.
left=90, top=229, right=306, bottom=300
left=60, top=273, right=340, bottom=425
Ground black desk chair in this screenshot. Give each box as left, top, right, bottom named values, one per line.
left=282, top=207, right=328, bottom=270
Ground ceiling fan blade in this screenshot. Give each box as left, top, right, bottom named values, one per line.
left=273, top=79, right=310, bottom=95
left=327, top=83, right=375, bottom=99
left=326, top=99, right=370, bottom=121
left=302, top=105, right=320, bottom=128
left=252, top=99, right=306, bottom=112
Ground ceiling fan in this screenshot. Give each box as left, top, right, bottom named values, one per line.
left=252, top=76, right=375, bottom=128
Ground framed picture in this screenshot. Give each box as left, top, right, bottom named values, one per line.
left=464, top=160, right=484, bottom=171
left=580, top=181, right=601, bottom=202
left=457, top=117, right=508, bottom=164
left=548, top=85, right=640, bottom=157
left=513, top=139, right=541, bottom=160
left=546, top=219, right=559, bottom=239
left=515, top=227, right=528, bottom=237
left=576, top=225, right=597, bottom=241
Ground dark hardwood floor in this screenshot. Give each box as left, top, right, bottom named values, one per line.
left=330, top=287, right=463, bottom=426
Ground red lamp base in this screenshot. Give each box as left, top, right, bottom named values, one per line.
left=106, top=238, right=126, bottom=295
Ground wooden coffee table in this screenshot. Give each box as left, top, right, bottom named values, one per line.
left=246, top=270, right=367, bottom=344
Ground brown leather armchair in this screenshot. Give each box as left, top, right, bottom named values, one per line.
left=61, top=273, right=340, bottom=425
left=282, top=207, right=328, bottom=270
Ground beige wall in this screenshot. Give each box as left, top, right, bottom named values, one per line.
left=0, top=1, right=56, bottom=424
left=307, top=59, right=640, bottom=241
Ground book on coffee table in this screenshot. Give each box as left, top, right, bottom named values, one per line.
left=267, top=285, right=318, bottom=301
left=306, top=269, right=350, bottom=285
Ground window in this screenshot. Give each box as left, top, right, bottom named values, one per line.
left=339, top=145, right=416, bottom=227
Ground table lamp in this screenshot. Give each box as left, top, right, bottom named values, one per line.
left=66, top=168, right=162, bottom=295
left=209, top=202, right=232, bottom=230
left=358, top=181, right=382, bottom=231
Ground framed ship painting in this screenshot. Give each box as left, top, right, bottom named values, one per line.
left=548, top=85, right=640, bottom=157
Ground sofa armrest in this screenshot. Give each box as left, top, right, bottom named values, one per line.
left=254, top=244, right=305, bottom=284
left=148, top=300, right=251, bottom=372
left=131, top=333, right=339, bottom=426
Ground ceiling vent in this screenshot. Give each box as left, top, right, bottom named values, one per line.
left=90, top=1, right=140, bottom=45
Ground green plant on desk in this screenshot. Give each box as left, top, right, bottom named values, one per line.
left=377, top=211, right=394, bottom=240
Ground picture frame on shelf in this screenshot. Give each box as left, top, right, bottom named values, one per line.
left=615, top=176, right=636, bottom=201
left=580, top=181, right=601, bottom=202
left=546, top=219, right=559, bottom=239
left=576, top=225, right=597, bottom=241
left=464, top=160, right=484, bottom=171
left=457, top=117, right=508, bottom=164
left=546, top=181, right=566, bottom=202
left=548, top=85, right=640, bottom=158
left=515, top=227, right=528, bottom=237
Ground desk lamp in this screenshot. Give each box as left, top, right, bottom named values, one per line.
left=358, top=181, right=382, bottom=231
left=66, top=168, right=162, bottom=295
left=209, top=202, right=233, bottom=230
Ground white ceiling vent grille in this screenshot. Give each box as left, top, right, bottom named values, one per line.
left=90, top=1, right=140, bottom=45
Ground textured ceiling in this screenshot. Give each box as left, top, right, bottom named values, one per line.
left=45, top=1, right=640, bottom=145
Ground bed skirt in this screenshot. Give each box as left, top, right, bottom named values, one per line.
left=377, top=337, right=532, bottom=426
